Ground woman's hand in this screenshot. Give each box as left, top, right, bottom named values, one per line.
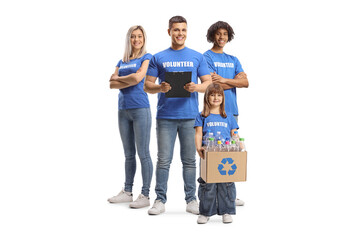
left=110, top=73, right=119, bottom=81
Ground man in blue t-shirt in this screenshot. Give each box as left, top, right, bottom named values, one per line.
left=204, top=21, right=249, bottom=206
left=144, top=16, right=212, bottom=215
left=204, top=21, right=249, bottom=117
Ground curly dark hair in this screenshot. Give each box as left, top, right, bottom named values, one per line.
left=206, top=21, right=235, bottom=43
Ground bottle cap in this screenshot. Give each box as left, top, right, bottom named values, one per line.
left=208, top=137, right=214, bottom=141
left=225, top=141, right=230, bottom=144
left=240, top=138, right=245, bottom=141
left=217, top=140, right=222, bottom=144
left=231, top=140, right=236, bottom=144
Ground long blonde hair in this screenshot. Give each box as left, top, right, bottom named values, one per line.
left=123, top=25, right=147, bottom=63
left=201, top=83, right=227, bottom=118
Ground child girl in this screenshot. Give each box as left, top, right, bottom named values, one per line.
left=194, top=83, right=239, bottom=224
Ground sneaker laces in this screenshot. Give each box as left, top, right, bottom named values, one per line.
left=136, top=194, right=147, bottom=201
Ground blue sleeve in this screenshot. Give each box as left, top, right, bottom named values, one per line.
left=142, top=53, right=152, bottom=62
left=116, top=60, right=122, bottom=68
left=234, top=56, right=244, bottom=75
left=194, top=113, right=204, bottom=128
left=203, top=53, right=216, bottom=73
left=197, top=55, right=211, bottom=77
left=146, top=55, right=159, bottom=77
left=229, top=115, right=239, bottom=130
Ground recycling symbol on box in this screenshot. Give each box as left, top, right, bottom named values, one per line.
left=218, top=158, right=237, bottom=176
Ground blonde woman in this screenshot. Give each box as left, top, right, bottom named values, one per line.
left=108, top=25, right=153, bottom=208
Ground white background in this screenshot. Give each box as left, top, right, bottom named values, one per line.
left=1, top=0, right=360, bottom=239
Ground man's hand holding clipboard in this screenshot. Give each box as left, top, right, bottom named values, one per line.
left=164, top=71, right=192, bottom=98
left=184, top=82, right=197, bottom=93
left=160, top=82, right=172, bottom=93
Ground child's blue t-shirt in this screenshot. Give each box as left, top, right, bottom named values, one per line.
left=194, top=113, right=239, bottom=141
left=147, top=47, right=210, bottom=119
left=203, top=50, right=244, bottom=116
left=116, top=53, right=152, bottom=109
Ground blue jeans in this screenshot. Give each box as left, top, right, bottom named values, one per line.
left=118, top=108, right=153, bottom=196
left=155, top=119, right=197, bottom=203
left=198, top=179, right=236, bottom=216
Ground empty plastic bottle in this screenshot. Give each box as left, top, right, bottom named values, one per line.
left=230, top=139, right=239, bottom=152
left=224, top=139, right=231, bottom=152
left=232, top=131, right=240, bottom=145
left=207, top=132, right=213, bottom=144
left=239, top=138, right=246, bottom=152
left=215, top=140, right=223, bottom=152
left=206, top=137, right=215, bottom=151
left=202, top=130, right=212, bottom=146
left=215, top=131, right=223, bottom=143
left=232, top=131, right=240, bottom=139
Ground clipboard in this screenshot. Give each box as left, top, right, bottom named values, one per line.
left=164, top=71, right=192, bottom=98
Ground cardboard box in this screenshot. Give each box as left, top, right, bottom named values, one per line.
left=201, top=151, right=247, bottom=183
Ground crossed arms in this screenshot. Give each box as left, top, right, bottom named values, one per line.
left=211, top=71, right=249, bottom=90
left=109, top=60, right=150, bottom=89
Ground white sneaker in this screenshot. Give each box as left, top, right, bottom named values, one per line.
left=186, top=200, right=199, bottom=215
left=148, top=200, right=165, bottom=215
left=222, top=214, right=233, bottom=223
left=107, top=189, right=133, bottom=203
left=236, top=198, right=245, bottom=206
left=129, top=194, right=150, bottom=208
left=197, top=215, right=209, bottom=224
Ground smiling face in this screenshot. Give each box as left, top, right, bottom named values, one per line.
left=168, top=22, right=187, bottom=49
left=214, top=28, right=228, bottom=48
left=130, top=29, right=144, bottom=52
left=208, top=92, right=223, bottom=108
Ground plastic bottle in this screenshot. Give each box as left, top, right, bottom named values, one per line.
left=232, top=131, right=240, bottom=145
left=202, top=130, right=211, bottom=146
left=239, top=138, right=246, bottom=152
left=206, top=137, right=215, bottom=152
left=207, top=132, right=213, bottom=145
left=215, top=140, right=223, bottom=152
left=230, top=139, right=239, bottom=152
left=232, top=131, right=240, bottom=139
left=224, top=139, right=231, bottom=152
left=215, top=131, right=223, bottom=143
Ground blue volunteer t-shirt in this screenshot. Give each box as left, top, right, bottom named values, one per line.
left=147, top=47, right=210, bottom=119
left=194, top=113, right=239, bottom=141
left=116, top=53, right=152, bottom=109
left=203, top=50, right=244, bottom=116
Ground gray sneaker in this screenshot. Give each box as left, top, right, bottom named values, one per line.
left=236, top=198, right=245, bottom=206
left=148, top=200, right=165, bottom=215
left=222, top=214, right=233, bottom=223
left=107, top=189, right=133, bottom=203
left=186, top=200, right=199, bottom=215
left=197, top=215, right=209, bottom=224
left=129, top=194, right=150, bottom=209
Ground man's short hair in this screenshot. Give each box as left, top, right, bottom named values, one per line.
left=206, top=21, right=235, bottom=43
left=169, top=16, right=187, bottom=29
